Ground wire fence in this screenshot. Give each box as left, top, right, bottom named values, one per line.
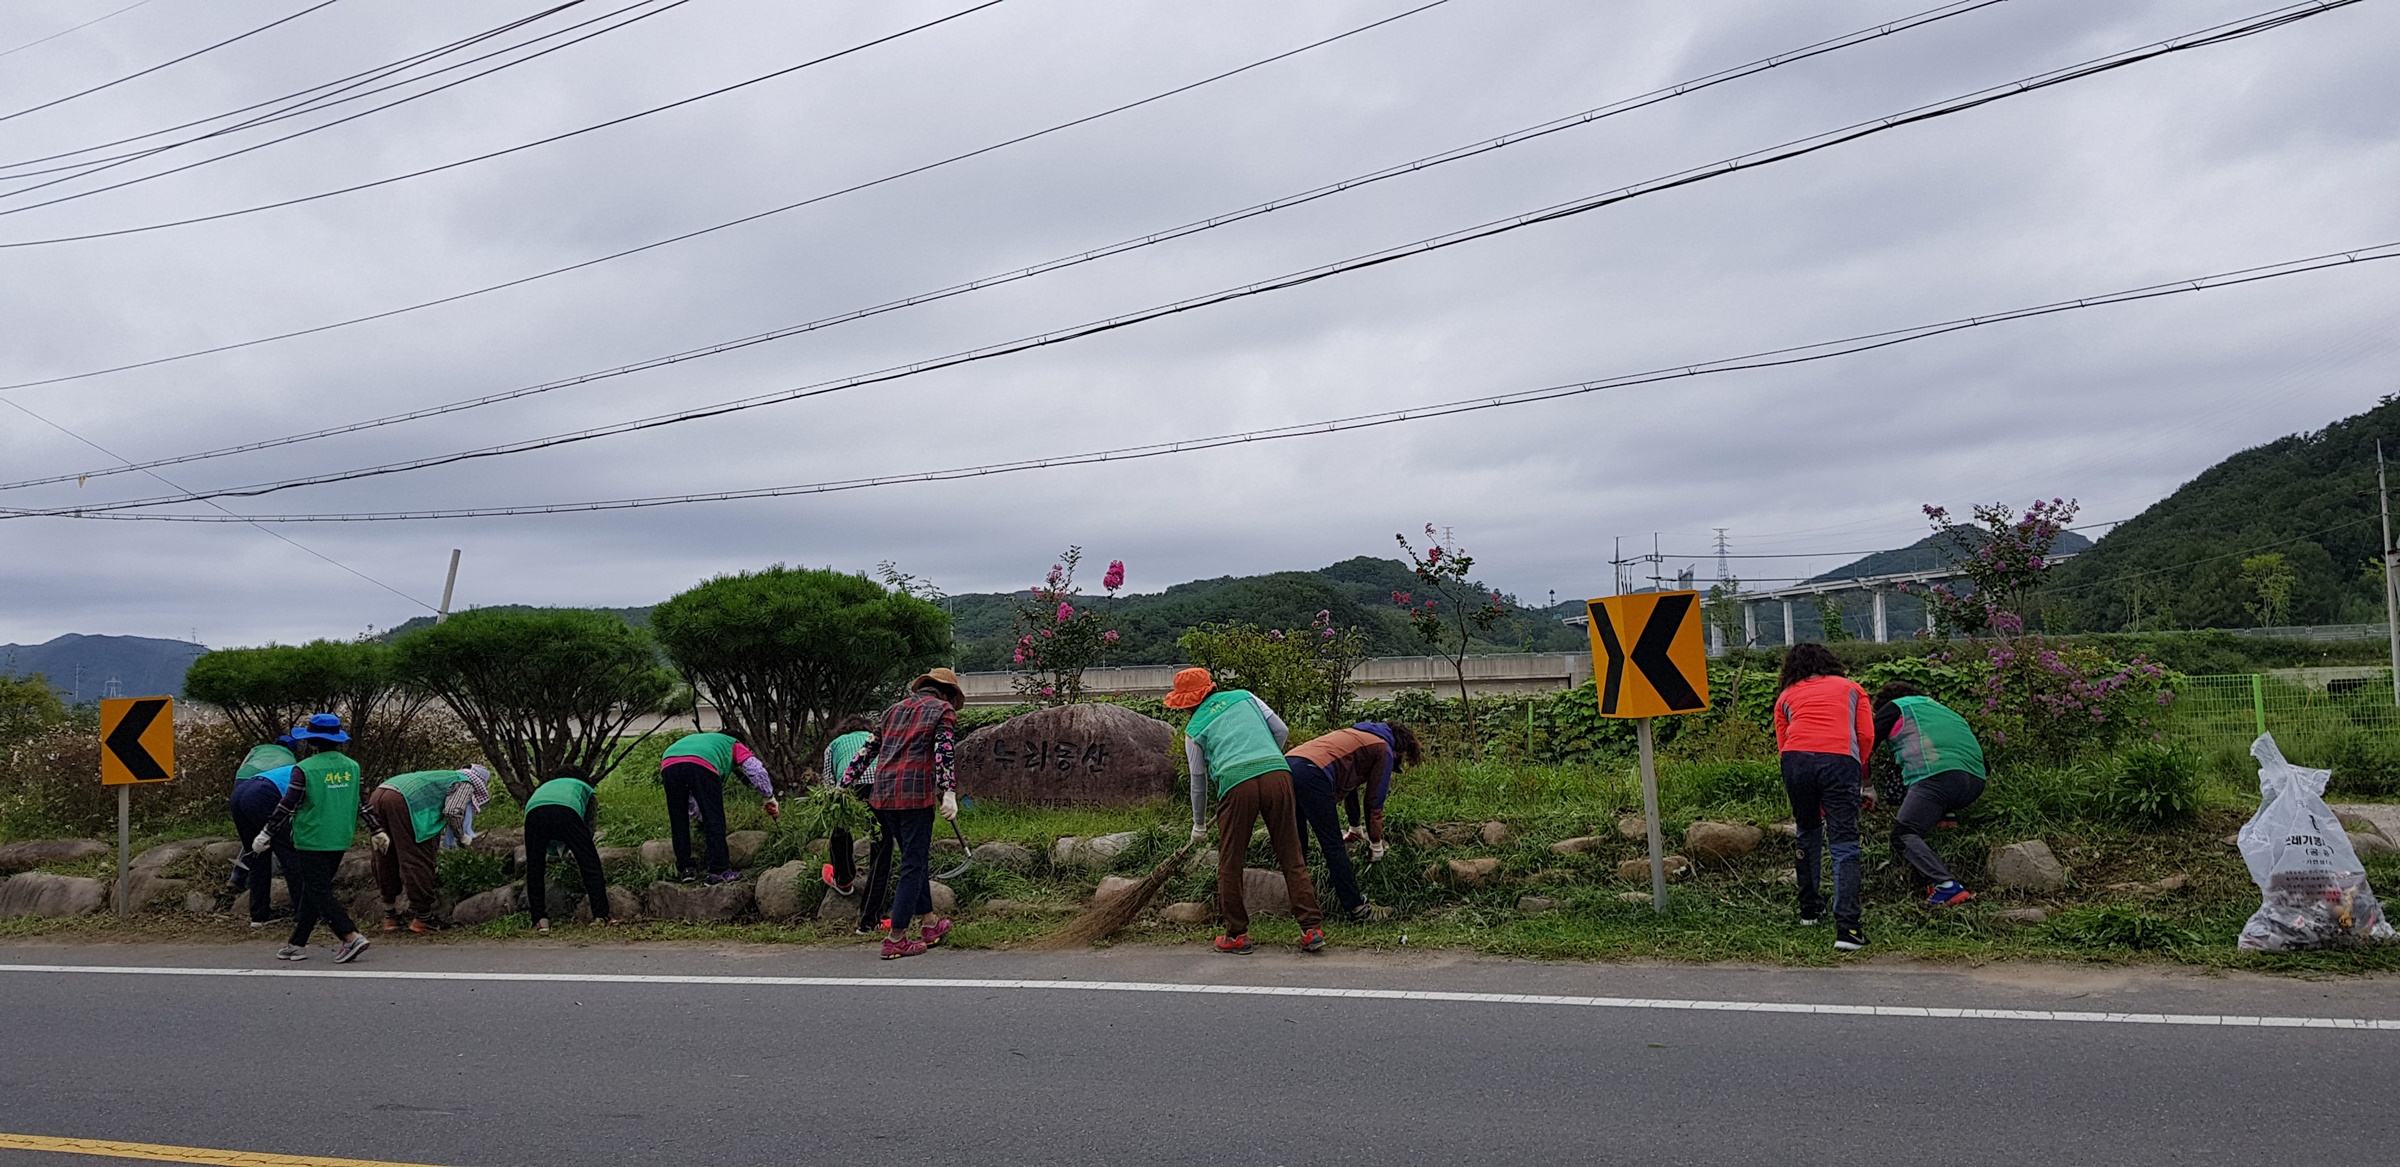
left=2161, top=672, right=2400, bottom=778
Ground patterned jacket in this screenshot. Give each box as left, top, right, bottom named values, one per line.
left=846, top=688, right=957, bottom=811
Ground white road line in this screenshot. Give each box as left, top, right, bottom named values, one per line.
left=0, top=962, right=2393, bottom=1030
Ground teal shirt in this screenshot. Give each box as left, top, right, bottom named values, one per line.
left=824, top=731, right=874, bottom=787
left=523, top=776, right=596, bottom=819
left=1884, top=695, right=1986, bottom=784
left=663, top=732, right=736, bottom=774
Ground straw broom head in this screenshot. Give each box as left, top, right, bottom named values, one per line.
left=1030, top=837, right=1201, bottom=950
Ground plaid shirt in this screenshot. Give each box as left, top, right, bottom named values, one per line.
left=847, top=689, right=957, bottom=811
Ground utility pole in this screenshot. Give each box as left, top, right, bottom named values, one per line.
left=2382, top=442, right=2398, bottom=707
left=437, top=549, right=462, bottom=624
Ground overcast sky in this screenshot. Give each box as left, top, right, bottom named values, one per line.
left=2, top=0, right=2396, bottom=647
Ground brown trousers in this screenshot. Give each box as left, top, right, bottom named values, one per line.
left=1215, top=769, right=1323, bottom=935
left=369, top=785, right=441, bottom=916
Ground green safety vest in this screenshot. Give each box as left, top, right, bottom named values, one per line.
left=380, top=770, right=469, bottom=843
left=825, top=731, right=873, bottom=786
left=1186, top=689, right=1289, bottom=798
left=236, top=743, right=295, bottom=782
left=1885, top=695, right=1987, bottom=785
left=664, top=732, right=736, bottom=773
left=523, top=776, right=596, bottom=819
left=291, top=751, right=362, bottom=852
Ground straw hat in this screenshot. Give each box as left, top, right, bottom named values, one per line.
left=1161, top=667, right=1216, bottom=710
left=911, top=666, right=966, bottom=708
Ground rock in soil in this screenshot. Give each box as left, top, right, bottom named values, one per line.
left=451, top=883, right=525, bottom=926
left=1549, top=836, right=1605, bottom=856
left=645, top=880, right=752, bottom=922
left=929, top=880, right=956, bottom=915
left=1433, top=823, right=1481, bottom=846
left=1615, top=891, right=1653, bottom=904
left=2349, top=831, right=2398, bottom=859
left=1617, top=815, right=1648, bottom=840
left=335, top=848, right=375, bottom=885
left=1684, top=821, right=1763, bottom=866
left=639, top=839, right=677, bottom=867
left=112, top=870, right=188, bottom=912
left=1158, top=901, right=1211, bottom=925
left=971, top=840, right=1037, bottom=870
left=818, top=885, right=864, bottom=923
left=1447, top=857, right=1503, bottom=885
left=131, top=837, right=225, bottom=871
left=1516, top=895, right=1564, bottom=914
left=202, top=840, right=244, bottom=864
left=0, top=872, right=108, bottom=918
left=1992, top=907, right=2049, bottom=924
left=0, top=839, right=109, bottom=872
left=1616, top=856, right=1690, bottom=882
left=1051, top=837, right=1082, bottom=866
left=754, top=861, right=810, bottom=921
left=469, top=829, right=522, bottom=855
left=1074, top=831, right=1143, bottom=869
left=1238, top=868, right=1294, bottom=917
left=596, top=847, right=639, bottom=867
left=1988, top=840, right=2067, bottom=892
left=1409, top=827, right=1441, bottom=849
left=725, top=830, right=768, bottom=868
left=1480, top=821, right=1514, bottom=846
left=1091, top=875, right=1142, bottom=908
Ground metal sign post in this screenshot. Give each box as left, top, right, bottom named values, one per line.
left=1587, top=592, right=1711, bottom=913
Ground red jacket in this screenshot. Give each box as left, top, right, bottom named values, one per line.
left=1773, top=674, right=1873, bottom=766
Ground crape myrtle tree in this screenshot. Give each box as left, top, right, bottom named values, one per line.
left=651, top=567, right=951, bottom=782
left=393, top=609, right=676, bottom=802
left=1393, top=525, right=1507, bottom=752
left=183, top=639, right=436, bottom=778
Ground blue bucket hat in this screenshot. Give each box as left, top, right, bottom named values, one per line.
left=274, top=733, right=296, bottom=748
left=294, top=713, right=349, bottom=744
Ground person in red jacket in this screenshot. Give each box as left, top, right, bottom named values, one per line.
left=1773, top=643, right=1875, bottom=952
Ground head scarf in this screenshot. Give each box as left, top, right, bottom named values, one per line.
left=459, top=764, right=494, bottom=811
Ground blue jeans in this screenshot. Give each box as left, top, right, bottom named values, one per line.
left=875, top=806, right=936, bottom=933
left=1287, top=758, right=1364, bottom=913
left=1783, top=751, right=1863, bottom=928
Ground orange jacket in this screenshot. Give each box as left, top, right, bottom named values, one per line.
left=1773, top=674, right=1873, bottom=765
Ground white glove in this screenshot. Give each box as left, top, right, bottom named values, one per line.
left=1342, top=825, right=1367, bottom=845
left=370, top=831, right=391, bottom=854
left=1189, top=824, right=1209, bottom=845
left=1367, top=839, right=1387, bottom=862
left=251, top=830, right=272, bottom=854
left=938, top=792, right=957, bottom=822
left=764, top=798, right=782, bottom=821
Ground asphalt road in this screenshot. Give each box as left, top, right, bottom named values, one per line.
left=1, top=940, right=2395, bottom=1167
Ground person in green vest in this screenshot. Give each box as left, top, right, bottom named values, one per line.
left=365, top=764, right=492, bottom=933
left=659, top=730, right=779, bottom=882
left=818, top=714, right=883, bottom=934
left=1164, top=668, right=1325, bottom=955
left=1871, top=682, right=1988, bottom=907
left=248, top=713, right=372, bottom=963
left=225, top=732, right=298, bottom=924
left=522, top=766, right=615, bottom=933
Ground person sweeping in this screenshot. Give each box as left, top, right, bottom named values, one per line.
left=658, top=730, right=779, bottom=883
left=1773, top=644, right=1874, bottom=952
left=522, top=766, right=616, bottom=932
left=842, top=668, right=964, bottom=960
left=249, top=714, right=372, bottom=963
left=1167, top=668, right=1325, bottom=955
left=366, top=764, right=491, bottom=933
left=1872, top=681, right=1987, bottom=907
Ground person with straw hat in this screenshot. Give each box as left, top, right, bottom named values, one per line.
left=1165, top=667, right=1324, bottom=955
left=843, top=667, right=966, bottom=959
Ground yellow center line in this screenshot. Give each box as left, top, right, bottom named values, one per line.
left=0, top=1133, right=451, bottom=1167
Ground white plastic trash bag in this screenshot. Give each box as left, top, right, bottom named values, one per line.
left=2236, top=733, right=2394, bottom=951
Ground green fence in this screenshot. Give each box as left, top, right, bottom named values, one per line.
left=2163, top=672, right=2400, bottom=791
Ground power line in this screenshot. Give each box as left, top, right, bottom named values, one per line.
left=28, top=0, right=2351, bottom=512
left=0, top=0, right=157, bottom=61
left=0, top=0, right=1011, bottom=241
left=0, top=1, right=696, bottom=205
left=0, top=0, right=345, bottom=126
left=0, top=0, right=626, bottom=179
left=0, top=0, right=1473, bottom=397
left=19, top=238, right=2392, bottom=524
left=0, top=0, right=1990, bottom=489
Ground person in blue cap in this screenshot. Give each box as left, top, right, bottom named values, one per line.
left=249, top=714, right=375, bottom=963
left=226, top=731, right=300, bottom=927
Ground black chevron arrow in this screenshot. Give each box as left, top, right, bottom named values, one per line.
left=1588, top=600, right=1626, bottom=714
left=1631, top=593, right=1705, bottom=711
left=105, top=698, right=171, bottom=782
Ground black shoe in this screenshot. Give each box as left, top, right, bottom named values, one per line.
left=677, top=869, right=703, bottom=884
left=1834, top=925, right=1868, bottom=952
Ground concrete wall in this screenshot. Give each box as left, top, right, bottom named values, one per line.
left=956, top=653, right=1595, bottom=706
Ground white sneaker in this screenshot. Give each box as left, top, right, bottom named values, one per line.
left=274, top=945, right=309, bottom=961
left=332, top=935, right=370, bottom=964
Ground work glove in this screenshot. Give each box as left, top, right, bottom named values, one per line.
left=1367, top=839, right=1387, bottom=862
left=371, top=831, right=391, bottom=854
left=764, top=798, right=781, bottom=821
left=251, top=830, right=273, bottom=854
left=938, top=792, right=958, bottom=822
left=1189, top=824, right=1209, bottom=845
left=1342, top=825, right=1367, bottom=845
left=1859, top=788, right=1878, bottom=814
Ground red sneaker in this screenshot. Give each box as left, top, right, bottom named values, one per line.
left=881, top=936, right=927, bottom=960
left=1213, top=934, right=1254, bottom=954
left=1298, top=927, right=1327, bottom=953
left=920, top=918, right=953, bottom=948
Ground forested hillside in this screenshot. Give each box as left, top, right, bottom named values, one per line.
left=2052, top=395, right=2400, bottom=631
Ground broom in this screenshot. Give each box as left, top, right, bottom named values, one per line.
left=1032, top=827, right=1204, bottom=949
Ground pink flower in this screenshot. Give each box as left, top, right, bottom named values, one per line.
left=1041, top=629, right=1053, bottom=638
left=1322, top=628, right=1336, bottom=639
left=1041, top=685, right=1055, bottom=697
left=1426, top=546, right=1442, bottom=565
left=1103, top=629, right=1120, bottom=642
left=1392, top=591, right=1412, bottom=606
left=1012, top=649, right=1025, bottom=664
left=1057, top=602, right=1074, bottom=622
left=1424, top=600, right=1436, bottom=610
left=1103, top=561, right=1125, bottom=591
left=1047, top=564, right=1064, bottom=587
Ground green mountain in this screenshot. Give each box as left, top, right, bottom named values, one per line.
left=2052, top=395, right=2400, bottom=631
left=2, top=634, right=209, bottom=701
